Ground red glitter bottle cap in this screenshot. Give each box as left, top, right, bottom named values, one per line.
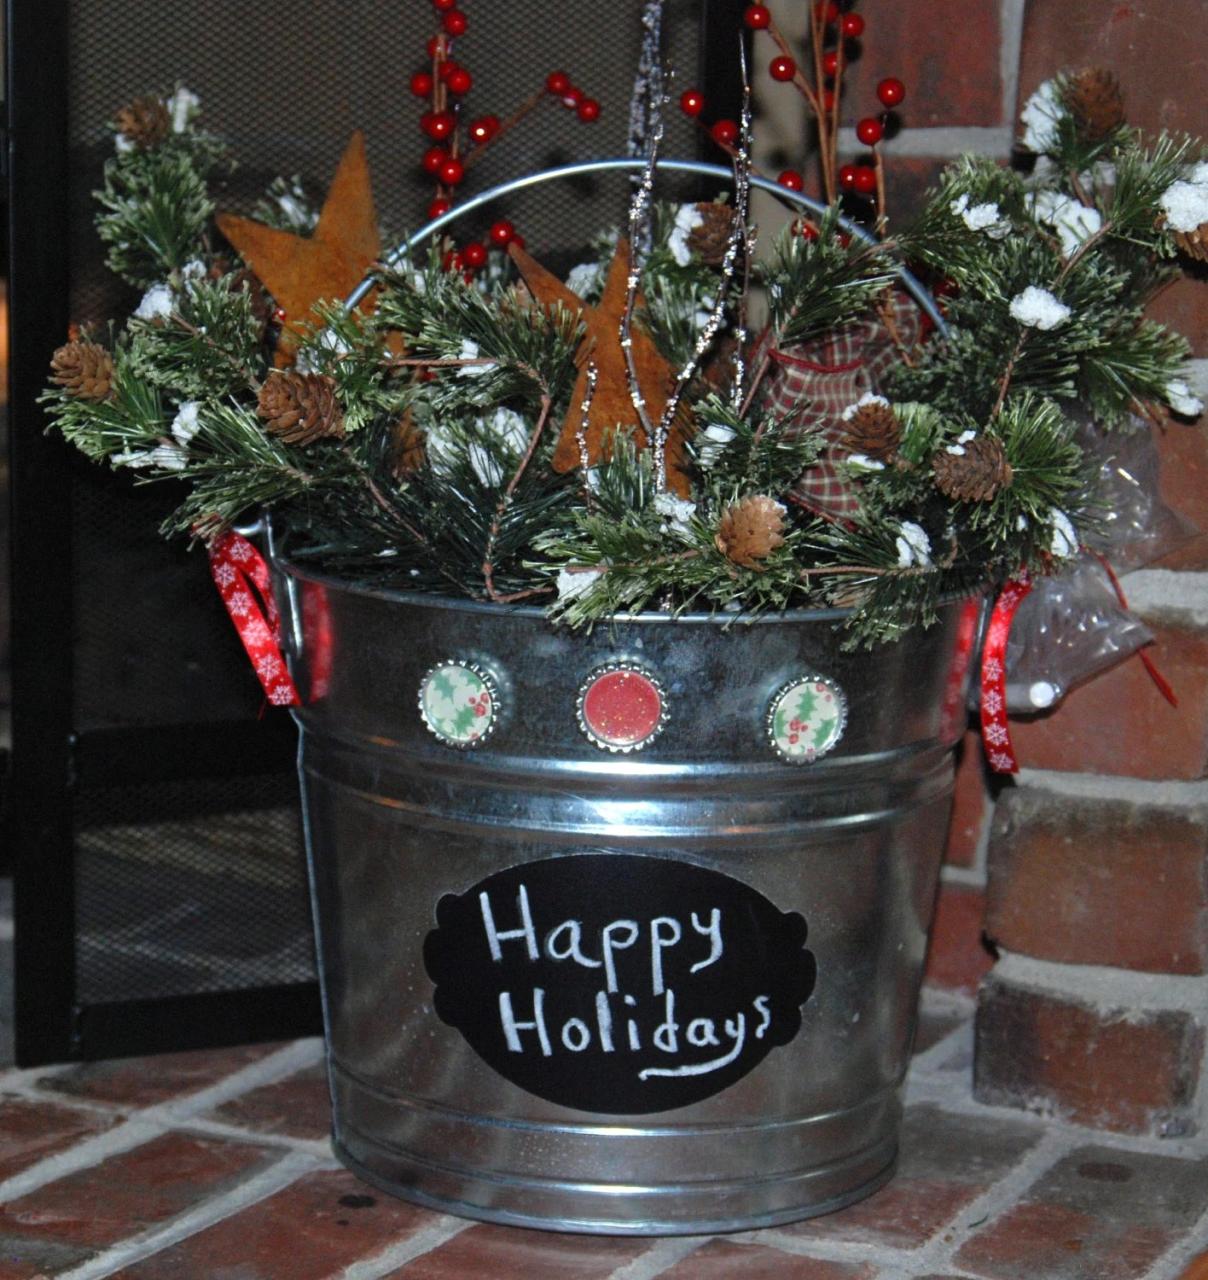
left=576, top=662, right=668, bottom=752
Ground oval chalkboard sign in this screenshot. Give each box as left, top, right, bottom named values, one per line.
left=423, top=853, right=817, bottom=1114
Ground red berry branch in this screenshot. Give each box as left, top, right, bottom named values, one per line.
left=678, top=3, right=905, bottom=218
left=409, top=2, right=601, bottom=275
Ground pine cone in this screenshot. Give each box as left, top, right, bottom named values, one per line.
left=50, top=340, right=115, bottom=401
left=932, top=436, right=1013, bottom=502
left=687, top=203, right=737, bottom=267
left=389, top=414, right=426, bottom=478
left=715, top=495, right=787, bottom=570
left=114, top=96, right=171, bottom=150
left=840, top=400, right=901, bottom=461
left=257, top=373, right=344, bottom=445
left=1066, top=68, right=1125, bottom=142
left=1174, top=222, right=1208, bottom=263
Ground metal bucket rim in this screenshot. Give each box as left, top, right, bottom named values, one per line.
left=272, top=550, right=983, bottom=628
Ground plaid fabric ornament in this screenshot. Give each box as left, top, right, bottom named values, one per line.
left=761, top=291, right=924, bottom=522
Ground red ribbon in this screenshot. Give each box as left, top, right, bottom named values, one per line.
left=208, top=531, right=300, bottom=708
left=980, top=574, right=1032, bottom=774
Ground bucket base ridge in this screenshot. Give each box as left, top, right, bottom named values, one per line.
left=330, top=1130, right=899, bottom=1236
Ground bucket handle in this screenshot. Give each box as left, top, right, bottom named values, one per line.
left=344, top=156, right=947, bottom=336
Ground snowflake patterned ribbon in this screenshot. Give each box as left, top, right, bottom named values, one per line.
left=208, top=530, right=300, bottom=707
left=980, top=574, right=1032, bottom=774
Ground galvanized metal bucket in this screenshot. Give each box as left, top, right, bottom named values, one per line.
left=273, top=553, right=979, bottom=1235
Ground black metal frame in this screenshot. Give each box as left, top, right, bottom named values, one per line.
left=5, top=0, right=321, bottom=1065
left=4, top=0, right=746, bottom=1067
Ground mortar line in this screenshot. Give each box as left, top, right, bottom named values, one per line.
left=915, top=1127, right=1076, bottom=1271
left=51, top=1149, right=320, bottom=1280
left=174, top=1114, right=335, bottom=1162
left=0, top=1038, right=325, bottom=1203
left=905, top=1070, right=1208, bottom=1161
left=752, top=1223, right=923, bottom=1269
left=1143, top=1199, right=1208, bottom=1280
left=339, top=1215, right=473, bottom=1279
left=908, top=1014, right=974, bottom=1076
left=607, top=1235, right=707, bottom=1278
left=998, top=0, right=1028, bottom=125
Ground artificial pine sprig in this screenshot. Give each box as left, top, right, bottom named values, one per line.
left=43, top=68, right=1206, bottom=648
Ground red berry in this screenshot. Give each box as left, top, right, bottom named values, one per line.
left=468, top=115, right=499, bottom=145
left=546, top=71, right=571, bottom=95
left=437, top=58, right=458, bottom=81
left=489, top=219, right=515, bottom=246
left=710, top=119, right=739, bottom=146
left=442, top=10, right=467, bottom=36
left=852, top=165, right=877, bottom=194
left=410, top=71, right=434, bottom=98
left=680, top=88, right=706, bottom=117
left=838, top=163, right=859, bottom=189
left=442, top=248, right=461, bottom=272
left=822, top=50, right=839, bottom=77
left=814, top=1, right=839, bottom=21
left=421, top=111, right=455, bottom=141
left=877, top=76, right=905, bottom=107
left=422, top=146, right=448, bottom=174
left=272, top=306, right=288, bottom=324
left=562, top=85, right=583, bottom=107
left=438, top=156, right=465, bottom=186
left=426, top=35, right=446, bottom=58
left=428, top=197, right=452, bottom=220
left=510, top=232, right=526, bottom=250
left=576, top=97, right=601, bottom=122
left=777, top=169, right=804, bottom=191
left=461, top=241, right=488, bottom=269
left=797, top=220, right=819, bottom=240
left=744, top=4, right=771, bottom=28
left=769, top=55, right=796, bottom=82
left=841, top=12, right=865, bottom=37
left=821, top=87, right=837, bottom=110
left=855, top=116, right=883, bottom=145
left=445, top=66, right=473, bottom=95
left=432, top=0, right=456, bottom=11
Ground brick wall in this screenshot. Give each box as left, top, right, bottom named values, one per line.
left=883, top=0, right=1208, bottom=1137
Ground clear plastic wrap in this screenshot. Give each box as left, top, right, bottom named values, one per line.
left=1003, top=554, right=1153, bottom=711
left=994, top=416, right=1194, bottom=713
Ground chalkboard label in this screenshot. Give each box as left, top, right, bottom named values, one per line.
left=423, top=854, right=817, bottom=1114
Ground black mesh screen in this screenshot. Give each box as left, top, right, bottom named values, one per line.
left=74, top=775, right=311, bottom=1004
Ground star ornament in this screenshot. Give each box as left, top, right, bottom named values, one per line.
left=509, top=238, right=693, bottom=497
left=216, top=131, right=380, bottom=359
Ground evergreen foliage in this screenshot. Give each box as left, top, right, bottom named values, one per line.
left=41, top=79, right=1207, bottom=646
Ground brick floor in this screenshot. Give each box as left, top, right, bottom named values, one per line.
left=0, top=998, right=1203, bottom=1278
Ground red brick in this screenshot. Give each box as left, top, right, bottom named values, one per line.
left=1017, top=0, right=1208, bottom=139
left=1154, top=420, right=1208, bottom=569
left=0, top=1095, right=119, bottom=1183
left=975, top=979, right=1204, bottom=1135
left=1181, top=1253, right=1208, bottom=1280
left=832, top=4, right=1005, bottom=128
left=39, top=1042, right=285, bottom=1109
left=876, top=156, right=956, bottom=226
left=210, top=1063, right=331, bottom=1141
left=117, top=1169, right=433, bottom=1280
left=955, top=1143, right=1208, bottom=1278
left=659, top=1240, right=877, bottom=1279
left=985, top=788, right=1208, bottom=974
left=1010, top=620, right=1208, bottom=779
left=923, top=884, right=994, bottom=994
left=382, top=1222, right=648, bottom=1278
left=943, top=729, right=995, bottom=869
left=784, top=1103, right=1040, bottom=1250
left=0, top=1132, right=275, bottom=1278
